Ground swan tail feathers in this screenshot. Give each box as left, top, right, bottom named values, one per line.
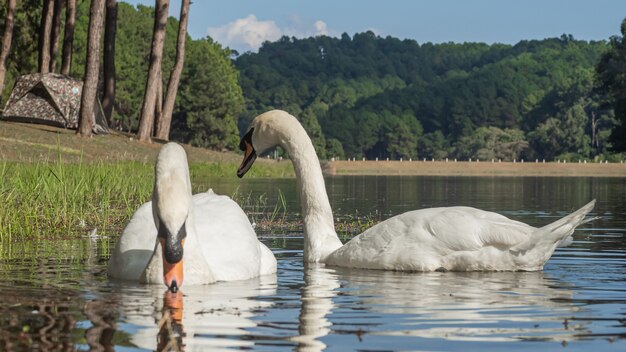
left=511, top=199, right=596, bottom=256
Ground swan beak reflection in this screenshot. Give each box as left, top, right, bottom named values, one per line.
left=164, top=290, right=184, bottom=322
left=237, top=129, right=257, bottom=178
left=160, top=238, right=185, bottom=292
left=158, top=290, right=184, bottom=350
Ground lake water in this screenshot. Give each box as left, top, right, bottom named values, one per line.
left=0, top=176, right=625, bottom=351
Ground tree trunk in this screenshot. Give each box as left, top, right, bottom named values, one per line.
left=38, top=0, right=54, bottom=73
left=591, top=111, right=598, bottom=154
left=60, top=0, right=76, bottom=75
left=0, top=0, right=17, bottom=98
left=77, top=0, right=106, bottom=137
left=156, top=0, right=190, bottom=141
left=155, top=70, right=162, bottom=133
left=101, top=0, right=117, bottom=125
left=48, top=0, right=64, bottom=72
left=136, top=0, right=169, bottom=143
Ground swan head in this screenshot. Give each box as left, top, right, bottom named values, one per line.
left=153, top=143, right=193, bottom=291
left=237, top=110, right=299, bottom=177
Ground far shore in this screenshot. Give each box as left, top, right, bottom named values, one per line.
left=3, top=121, right=625, bottom=178
left=324, top=159, right=626, bottom=177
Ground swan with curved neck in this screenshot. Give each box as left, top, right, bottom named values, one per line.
left=237, top=110, right=596, bottom=271
left=109, top=143, right=277, bottom=289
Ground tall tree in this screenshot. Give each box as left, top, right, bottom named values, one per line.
left=101, top=0, right=117, bottom=124
left=60, top=0, right=76, bottom=75
left=38, top=0, right=54, bottom=73
left=156, top=0, right=189, bottom=141
left=48, top=0, right=64, bottom=72
left=77, top=0, right=106, bottom=137
left=170, top=38, right=244, bottom=150
left=596, top=18, right=626, bottom=152
left=0, top=0, right=17, bottom=98
left=136, top=0, right=169, bottom=142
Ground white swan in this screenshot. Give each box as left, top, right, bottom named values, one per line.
left=236, top=110, right=596, bottom=271
left=108, top=142, right=276, bottom=290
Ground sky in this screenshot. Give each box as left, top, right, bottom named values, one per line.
left=124, top=0, right=626, bottom=53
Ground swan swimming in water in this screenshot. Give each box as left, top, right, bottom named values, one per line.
left=237, top=109, right=596, bottom=271
left=108, top=142, right=276, bottom=290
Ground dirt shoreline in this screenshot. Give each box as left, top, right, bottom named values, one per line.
left=325, top=160, right=626, bottom=177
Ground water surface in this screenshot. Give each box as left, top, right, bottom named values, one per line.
left=0, top=176, right=624, bottom=351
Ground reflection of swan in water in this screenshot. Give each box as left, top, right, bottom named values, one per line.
left=292, top=265, right=588, bottom=348
left=291, top=264, right=340, bottom=352
left=118, top=274, right=277, bottom=351
left=157, top=291, right=184, bottom=351
left=332, top=268, right=587, bottom=343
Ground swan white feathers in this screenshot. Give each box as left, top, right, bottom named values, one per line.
left=236, top=109, right=596, bottom=272
left=108, top=142, right=276, bottom=289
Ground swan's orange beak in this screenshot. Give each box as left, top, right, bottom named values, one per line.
left=237, top=128, right=257, bottom=178
left=237, top=141, right=257, bottom=178
left=160, top=238, right=184, bottom=292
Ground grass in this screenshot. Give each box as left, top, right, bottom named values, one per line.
left=231, top=188, right=300, bottom=234
left=189, top=161, right=293, bottom=179
left=335, top=212, right=382, bottom=241
left=0, top=151, right=294, bottom=242
left=0, top=158, right=154, bottom=242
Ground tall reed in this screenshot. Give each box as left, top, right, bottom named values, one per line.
left=0, top=158, right=154, bottom=241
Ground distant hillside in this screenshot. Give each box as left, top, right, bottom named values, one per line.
left=236, top=33, right=617, bottom=162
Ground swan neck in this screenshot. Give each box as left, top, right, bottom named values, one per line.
left=281, top=125, right=342, bottom=262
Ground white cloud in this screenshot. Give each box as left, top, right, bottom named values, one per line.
left=207, top=14, right=333, bottom=53
left=314, top=20, right=329, bottom=36
left=207, top=14, right=282, bottom=53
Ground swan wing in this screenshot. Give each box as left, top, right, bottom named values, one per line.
left=191, top=190, right=277, bottom=281
left=327, top=207, right=535, bottom=271
left=108, top=202, right=157, bottom=280
left=420, top=207, right=534, bottom=251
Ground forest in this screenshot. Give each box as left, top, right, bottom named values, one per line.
left=236, top=34, right=621, bottom=161
left=1, top=1, right=625, bottom=161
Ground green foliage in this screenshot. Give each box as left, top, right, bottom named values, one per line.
left=299, top=103, right=327, bottom=159
left=418, top=131, right=448, bottom=159
left=454, top=127, right=528, bottom=161
left=528, top=102, right=591, bottom=160
left=0, top=0, right=42, bottom=103
left=381, top=112, right=422, bottom=159
left=325, top=138, right=345, bottom=159
left=236, top=32, right=612, bottom=160
left=595, top=17, right=626, bottom=152
left=171, top=38, right=244, bottom=150
left=100, top=3, right=155, bottom=130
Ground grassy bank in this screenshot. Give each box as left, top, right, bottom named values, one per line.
left=0, top=159, right=151, bottom=241
left=0, top=121, right=292, bottom=171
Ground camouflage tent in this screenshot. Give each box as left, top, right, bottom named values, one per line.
left=1, top=73, right=108, bottom=133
